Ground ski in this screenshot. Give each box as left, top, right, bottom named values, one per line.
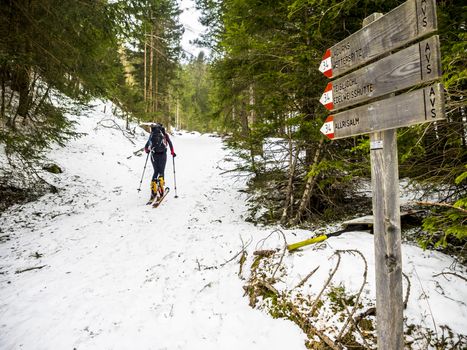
left=152, top=187, right=170, bottom=208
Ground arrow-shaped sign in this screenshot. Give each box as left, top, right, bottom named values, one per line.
left=320, top=115, right=335, bottom=139
left=318, top=36, right=441, bottom=112
left=319, top=83, right=334, bottom=110
left=319, top=83, right=445, bottom=141
left=318, top=49, right=332, bottom=78
left=316, top=0, right=437, bottom=79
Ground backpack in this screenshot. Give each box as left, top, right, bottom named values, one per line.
left=150, top=125, right=167, bottom=153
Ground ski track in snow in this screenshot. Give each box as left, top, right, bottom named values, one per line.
left=0, top=101, right=466, bottom=349
left=0, top=103, right=305, bottom=350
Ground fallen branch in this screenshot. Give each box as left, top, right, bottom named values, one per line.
left=133, top=147, right=144, bottom=155
left=289, top=302, right=340, bottom=350
left=414, top=266, right=438, bottom=337
left=403, top=272, right=411, bottom=308
left=238, top=251, right=247, bottom=277
left=220, top=236, right=253, bottom=268
left=342, top=300, right=372, bottom=349
left=354, top=307, right=376, bottom=324
left=15, top=265, right=47, bottom=274
left=271, top=229, right=288, bottom=280
left=413, top=201, right=467, bottom=214
left=256, top=279, right=279, bottom=296
left=336, top=250, right=368, bottom=343
left=293, top=266, right=320, bottom=290
left=432, top=271, right=467, bottom=282
left=198, top=235, right=252, bottom=271
left=95, top=118, right=136, bottom=145
left=310, top=252, right=342, bottom=316
left=253, top=249, right=277, bottom=257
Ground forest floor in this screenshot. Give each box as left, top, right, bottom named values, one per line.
left=0, top=101, right=465, bottom=349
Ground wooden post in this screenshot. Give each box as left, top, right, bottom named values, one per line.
left=320, top=2, right=443, bottom=345
left=364, top=13, right=404, bottom=349
left=370, top=130, right=403, bottom=349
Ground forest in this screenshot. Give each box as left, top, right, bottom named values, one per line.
left=0, top=0, right=466, bottom=257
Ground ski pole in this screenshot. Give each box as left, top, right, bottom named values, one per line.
left=137, top=152, right=150, bottom=192
left=172, top=156, right=178, bottom=198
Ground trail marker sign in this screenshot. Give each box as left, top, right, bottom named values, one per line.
left=316, top=1, right=445, bottom=349
left=323, top=83, right=445, bottom=140
left=319, top=0, right=437, bottom=79
left=320, top=35, right=442, bottom=112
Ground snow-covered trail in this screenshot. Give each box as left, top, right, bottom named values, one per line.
left=0, top=104, right=305, bottom=349
left=1, top=102, right=466, bottom=349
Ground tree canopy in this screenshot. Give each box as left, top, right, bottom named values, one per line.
left=0, top=0, right=465, bottom=249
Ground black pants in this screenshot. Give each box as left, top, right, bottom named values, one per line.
left=150, top=151, right=167, bottom=181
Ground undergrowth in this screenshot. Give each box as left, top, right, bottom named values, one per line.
left=240, top=233, right=466, bottom=349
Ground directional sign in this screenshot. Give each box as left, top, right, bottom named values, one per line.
left=319, top=36, right=441, bottom=112
left=318, top=0, right=437, bottom=79
left=320, top=83, right=445, bottom=140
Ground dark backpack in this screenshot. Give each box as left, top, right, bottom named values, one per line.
left=150, top=125, right=167, bottom=153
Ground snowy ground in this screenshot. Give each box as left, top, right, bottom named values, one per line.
left=0, top=101, right=465, bottom=349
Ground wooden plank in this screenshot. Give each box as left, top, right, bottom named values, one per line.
left=343, top=215, right=375, bottom=227
left=342, top=210, right=423, bottom=228
left=318, top=0, right=437, bottom=79
left=320, top=83, right=445, bottom=140
left=320, top=36, right=441, bottom=112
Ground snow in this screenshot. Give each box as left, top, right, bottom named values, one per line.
left=0, top=100, right=466, bottom=349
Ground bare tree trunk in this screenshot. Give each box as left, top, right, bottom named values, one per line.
left=176, top=98, right=179, bottom=129
left=15, top=67, right=31, bottom=121
left=1, top=65, right=5, bottom=122
left=292, top=138, right=324, bottom=225
left=281, top=136, right=300, bottom=225
left=248, top=84, right=255, bottom=126
left=154, top=32, right=159, bottom=116
left=240, top=100, right=249, bottom=138
left=463, top=106, right=467, bottom=148
left=33, top=85, right=50, bottom=116
left=144, top=36, right=147, bottom=107
left=149, top=29, right=154, bottom=116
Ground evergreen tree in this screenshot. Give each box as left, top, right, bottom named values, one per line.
left=195, top=0, right=466, bottom=240
left=0, top=0, right=183, bottom=205
left=176, top=52, right=219, bottom=132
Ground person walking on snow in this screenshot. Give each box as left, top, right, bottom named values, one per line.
left=144, top=123, right=176, bottom=203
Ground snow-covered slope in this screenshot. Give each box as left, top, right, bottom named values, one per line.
left=0, top=101, right=465, bottom=349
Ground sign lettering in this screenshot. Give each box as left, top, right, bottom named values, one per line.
left=318, top=0, right=437, bottom=78
left=320, top=83, right=445, bottom=140
left=319, top=36, right=441, bottom=112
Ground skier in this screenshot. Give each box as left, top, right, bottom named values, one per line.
left=144, top=123, right=176, bottom=203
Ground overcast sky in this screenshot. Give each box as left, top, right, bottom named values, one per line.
left=178, top=0, right=209, bottom=59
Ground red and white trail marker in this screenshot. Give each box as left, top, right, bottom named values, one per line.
left=320, top=115, right=335, bottom=139
left=319, top=49, right=332, bottom=78
left=319, top=83, right=334, bottom=110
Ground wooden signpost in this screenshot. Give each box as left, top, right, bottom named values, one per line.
left=317, top=1, right=445, bottom=349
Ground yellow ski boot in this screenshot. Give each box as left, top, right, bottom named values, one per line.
left=147, top=179, right=158, bottom=204
left=158, top=177, right=165, bottom=197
